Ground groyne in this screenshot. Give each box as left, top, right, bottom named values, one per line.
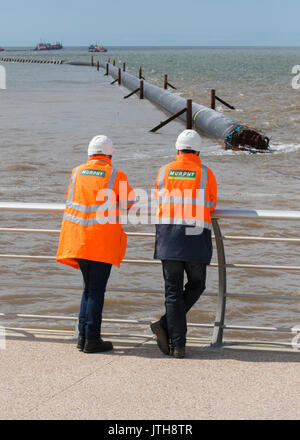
left=0, top=57, right=64, bottom=64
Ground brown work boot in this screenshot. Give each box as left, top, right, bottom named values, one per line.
left=150, top=321, right=170, bottom=355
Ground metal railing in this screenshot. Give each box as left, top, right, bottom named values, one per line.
left=0, top=201, right=300, bottom=346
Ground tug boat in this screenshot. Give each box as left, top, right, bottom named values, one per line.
left=88, top=44, right=107, bottom=53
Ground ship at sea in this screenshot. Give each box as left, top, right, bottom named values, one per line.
left=34, top=42, right=63, bottom=51
left=88, top=44, right=107, bottom=53
left=0, top=47, right=4, bottom=52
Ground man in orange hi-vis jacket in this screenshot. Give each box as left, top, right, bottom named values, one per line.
left=151, top=130, right=217, bottom=358
left=57, top=135, right=135, bottom=353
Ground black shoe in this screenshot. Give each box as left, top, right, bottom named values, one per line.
left=150, top=321, right=170, bottom=355
left=77, top=336, right=85, bottom=351
left=173, top=347, right=185, bottom=359
left=83, top=338, right=113, bottom=353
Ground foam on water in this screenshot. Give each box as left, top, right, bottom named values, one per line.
left=268, top=143, right=300, bottom=153
left=203, top=142, right=300, bottom=156
left=202, top=144, right=257, bottom=156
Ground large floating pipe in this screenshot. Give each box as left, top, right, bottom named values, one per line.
left=24, top=59, right=269, bottom=151
left=98, top=62, right=269, bottom=152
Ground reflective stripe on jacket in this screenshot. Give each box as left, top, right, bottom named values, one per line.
left=154, top=153, right=217, bottom=263
left=56, top=155, right=135, bottom=269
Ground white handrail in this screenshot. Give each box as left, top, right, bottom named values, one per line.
left=0, top=202, right=64, bottom=212
left=213, top=208, right=300, bottom=220
left=1, top=201, right=300, bottom=220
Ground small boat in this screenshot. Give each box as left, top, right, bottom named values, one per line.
left=49, top=42, right=63, bottom=50
left=88, top=44, right=107, bottom=53
left=0, top=47, right=5, bottom=52
left=35, top=43, right=49, bottom=51
left=35, top=42, right=63, bottom=51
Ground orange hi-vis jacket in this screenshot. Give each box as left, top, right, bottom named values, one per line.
left=155, top=153, right=217, bottom=227
left=56, top=155, right=135, bottom=269
left=154, top=153, right=217, bottom=263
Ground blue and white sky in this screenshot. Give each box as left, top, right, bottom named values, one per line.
left=1, top=0, right=300, bottom=47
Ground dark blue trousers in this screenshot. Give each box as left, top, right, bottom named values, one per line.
left=78, top=259, right=112, bottom=340
left=159, top=260, right=207, bottom=349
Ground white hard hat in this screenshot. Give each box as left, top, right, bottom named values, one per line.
left=88, top=135, right=114, bottom=156
left=175, top=129, right=202, bottom=151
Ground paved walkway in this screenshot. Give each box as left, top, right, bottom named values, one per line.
left=1, top=327, right=300, bottom=420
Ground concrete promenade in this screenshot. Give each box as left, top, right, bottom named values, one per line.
left=1, top=327, right=300, bottom=420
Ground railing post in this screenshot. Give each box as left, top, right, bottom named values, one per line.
left=123, top=62, right=126, bottom=72
left=113, top=59, right=116, bottom=66
left=211, top=89, right=216, bottom=110
left=138, top=66, right=142, bottom=79
left=186, top=99, right=193, bottom=129
left=91, top=56, right=94, bottom=67
left=96, top=60, right=99, bottom=71
left=118, top=68, right=121, bottom=85
left=211, top=218, right=227, bottom=346
left=105, top=63, right=109, bottom=76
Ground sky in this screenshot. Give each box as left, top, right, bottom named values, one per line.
left=1, top=0, right=300, bottom=47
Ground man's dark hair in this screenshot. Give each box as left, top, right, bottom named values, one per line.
left=89, top=154, right=112, bottom=158
left=179, top=149, right=197, bottom=154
